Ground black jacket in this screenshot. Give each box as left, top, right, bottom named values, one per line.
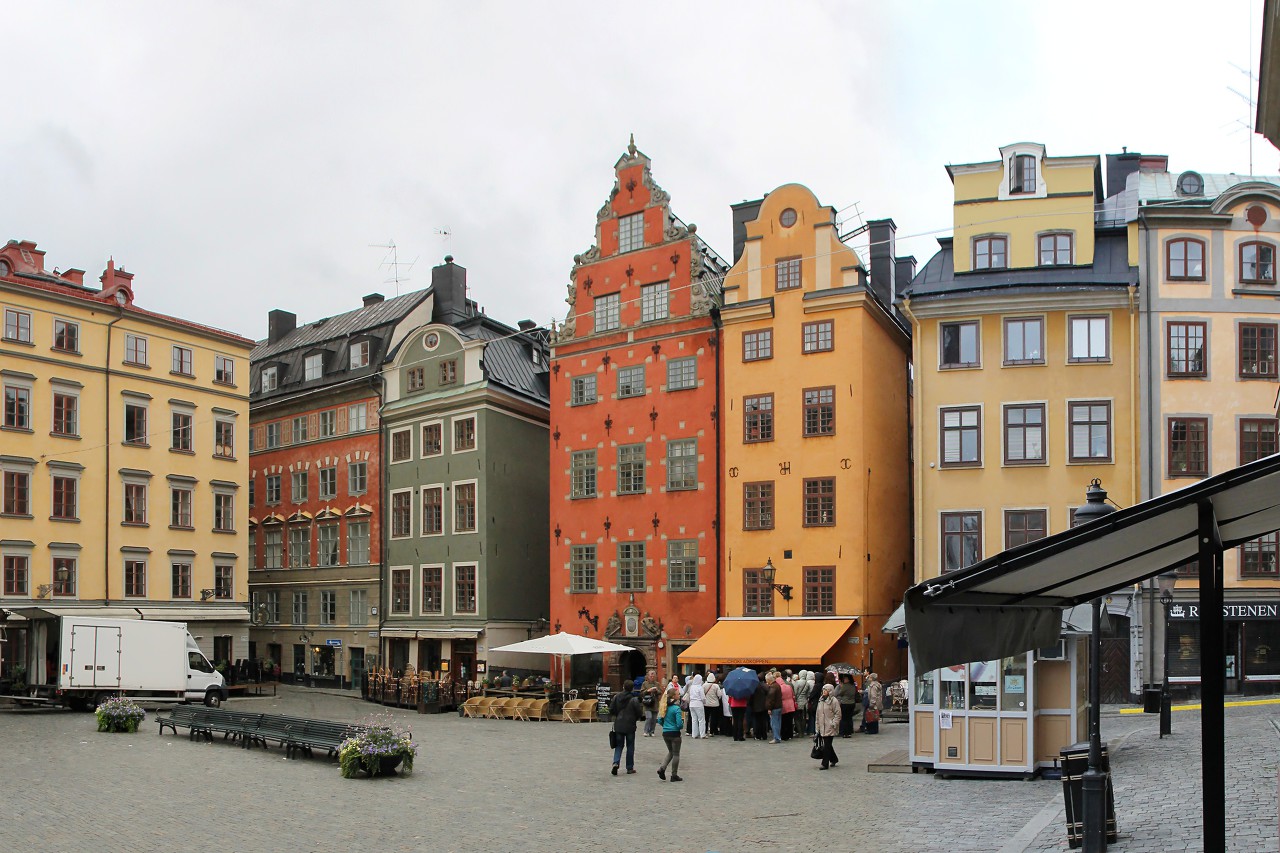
left=610, top=691, right=643, bottom=733
left=750, top=681, right=768, bottom=713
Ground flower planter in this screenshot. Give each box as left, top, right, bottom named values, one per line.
left=375, top=755, right=403, bottom=776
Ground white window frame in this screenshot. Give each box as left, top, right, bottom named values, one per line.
left=349, top=339, right=370, bottom=369
left=389, top=488, right=414, bottom=539
left=452, top=414, right=478, bottom=453
left=348, top=403, right=368, bottom=432
left=453, top=562, right=479, bottom=615
left=640, top=282, right=669, bottom=322
left=124, top=333, right=148, bottom=366
left=171, top=345, right=194, bottom=377
left=304, top=353, right=324, bottom=381
left=261, top=366, right=278, bottom=393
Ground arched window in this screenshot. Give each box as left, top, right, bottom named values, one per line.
left=1240, top=241, right=1276, bottom=284
left=1166, top=238, right=1205, bottom=281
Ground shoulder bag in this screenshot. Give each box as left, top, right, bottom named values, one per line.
left=810, top=734, right=824, bottom=760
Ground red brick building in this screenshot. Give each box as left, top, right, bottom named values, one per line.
left=549, top=139, right=727, bottom=686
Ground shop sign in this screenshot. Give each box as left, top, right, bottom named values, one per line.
left=326, top=638, right=343, bottom=647
left=1169, top=601, right=1280, bottom=621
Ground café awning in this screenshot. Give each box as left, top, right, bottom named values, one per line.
left=677, top=617, right=856, bottom=666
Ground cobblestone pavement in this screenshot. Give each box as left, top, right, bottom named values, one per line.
left=0, top=689, right=1273, bottom=852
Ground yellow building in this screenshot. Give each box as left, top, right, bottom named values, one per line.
left=0, top=240, right=253, bottom=679
left=679, top=184, right=913, bottom=678
left=900, top=144, right=1139, bottom=775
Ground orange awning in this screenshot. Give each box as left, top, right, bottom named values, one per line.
left=677, top=618, right=857, bottom=666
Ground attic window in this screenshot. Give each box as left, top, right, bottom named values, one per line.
left=532, top=348, right=542, bottom=367
left=349, top=340, right=370, bottom=369
left=304, top=353, right=324, bottom=381
left=1177, top=171, right=1204, bottom=197
left=1010, top=155, right=1037, bottom=194
left=0, top=260, right=10, bottom=277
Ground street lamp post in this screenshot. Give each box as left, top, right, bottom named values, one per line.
left=1156, top=571, right=1177, bottom=738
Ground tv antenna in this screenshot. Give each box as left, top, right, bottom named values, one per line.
left=1225, top=5, right=1258, bottom=175
left=370, top=239, right=417, bottom=296
left=836, top=200, right=866, bottom=242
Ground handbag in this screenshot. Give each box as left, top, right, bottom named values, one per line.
left=810, top=735, right=824, bottom=760
left=608, top=730, right=618, bottom=749
left=865, top=708, right=880, bottom=723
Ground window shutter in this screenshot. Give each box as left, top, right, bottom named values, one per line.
left=337, top=406, right=347, bottom=435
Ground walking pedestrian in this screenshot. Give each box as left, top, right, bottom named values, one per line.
left=779, top=671, right=797, bottom=741
left=703, top=673, right=722, bottom=737
left=792, top=670, right=813, bottom=737
left=862, top=672, right=883, bottom=735
left=657, top=687, right=684, bottom=782
left=814, top=682, right=841, bottom=769
left=688, top=673, right=707, bottom=738
left=640, top=670, right=661, bottom=737
left=766, top=671, right=783, bottom=744
left=836, top=674, right=859, bottom=738
left=609, top=682, right=643, bottom=775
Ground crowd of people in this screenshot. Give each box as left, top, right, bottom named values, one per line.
left=607, top=666, right=885, bottom=780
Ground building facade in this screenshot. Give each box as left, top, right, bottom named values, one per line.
left=549, top=140, right=727, bottom=685
left=247, top=289, right=433, bottom=687
left=381, top=258, right=550, bottom=681
left=0, top=239, right=253, bottom=680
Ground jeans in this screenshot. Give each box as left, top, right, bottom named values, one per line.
left=643, top=708, right=657, bottom=735
left=690, top=705, right=706, bottom=738
left=731, top=706, right=747, bottom=741
left=660, top=732, right=681, bottom=777
left=769, top=708, right=782, bottom=742
left=611, top=730, right=636, bottom=769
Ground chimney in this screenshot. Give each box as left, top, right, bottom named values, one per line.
left=268, top=309, right=297, bottom=345
left=60, top=268, right=85, bottom=286
left=362, top=293, right=384, bottom=308
left=431, top=255, right=470, bottom=325
left=730, top=199, right=764, bottom=263
left=517, top=319, right=537, bottom=332
left=867, top=219, right=897, bottom=308
left=1105, top=151, right=1144, bottom=198
left=894, top=256, right=917, bottom=294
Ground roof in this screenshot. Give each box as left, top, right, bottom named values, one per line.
left=252, top=289, right=430, bottom=361
left=1098, top=171, right=1280, bottom=225
left=901, top=230, right=1135, bottom=302
left=462, top=320, right=550, bottom=404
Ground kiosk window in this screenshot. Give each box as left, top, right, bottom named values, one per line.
left=1000, top=655, right=1028, bottom=711
left=968, top=660, right=999, bottom=710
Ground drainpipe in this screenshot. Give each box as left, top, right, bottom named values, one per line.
left=1138, top=211, right=1157, bottom=689
left=710, top=305, right=723, bottom=621
left=898, top=296, right=923, bottom=590
left=373, top=373, right=387, bottom=679
left=103, top=308, right=125, bottom=605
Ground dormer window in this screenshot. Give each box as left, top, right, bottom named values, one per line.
left=304, top=353, right=324, bottom=381
left=349, top=340, right=370, bottom=369
left=1010, top=154, right=1037, bottom=194
left=261, top=366, right=278, bottom=393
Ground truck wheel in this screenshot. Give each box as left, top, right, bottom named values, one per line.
left=89, top=693, right=113, bottom=712
left=67, top=698, right=88, bottom=713
left=204, top=690, right=223, bottom=708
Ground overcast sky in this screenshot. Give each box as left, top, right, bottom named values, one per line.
left=2, top=2, right=1272, bottom=341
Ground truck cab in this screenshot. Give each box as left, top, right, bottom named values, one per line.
left=185, top=634, right=226, bottom=706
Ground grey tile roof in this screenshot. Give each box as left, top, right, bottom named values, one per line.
left=252, top=289, right=431, bottom=361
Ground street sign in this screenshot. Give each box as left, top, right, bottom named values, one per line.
left=326, top=639, right=342, bottom=647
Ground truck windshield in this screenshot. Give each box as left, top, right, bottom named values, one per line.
left=188, top=652, right=215, bottom=674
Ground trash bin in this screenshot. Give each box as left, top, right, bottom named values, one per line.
left=1143, top=687, right=1162, bottom=714
left=1059, top=742, right=1118, bottom=848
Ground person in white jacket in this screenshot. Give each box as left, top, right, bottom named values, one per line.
left=702, top=672, right=722, bottom=737
left=687, top=673, right=707, bottom=738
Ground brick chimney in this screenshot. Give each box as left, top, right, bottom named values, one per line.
left=431, top=255, right=470, bottom=326
left=362, top=293, right=385, bottom=307
left=268, top=309, right=297, bottom=344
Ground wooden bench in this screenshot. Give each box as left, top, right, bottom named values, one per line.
left=157, top=706, right=214, bottom=740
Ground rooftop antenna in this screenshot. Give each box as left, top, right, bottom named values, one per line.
left=370, top=239, right=417, bottom=296
left=1226, top=6, right=1258, bottom=175
left=837, top=200, right=866, bottom=242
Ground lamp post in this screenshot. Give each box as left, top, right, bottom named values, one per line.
left=1073, top=478, right=1117, bottom=853
left=760, top=559, right=793, bottom=602
left=1156, top=571, right=1176, bottom=738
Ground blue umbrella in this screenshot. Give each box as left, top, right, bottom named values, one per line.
left=721, top=667, right=760, bottom=700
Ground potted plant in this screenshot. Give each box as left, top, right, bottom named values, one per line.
left=338, top=723, right=417, bottom=779
left=95, top=696, right=145, bottom=733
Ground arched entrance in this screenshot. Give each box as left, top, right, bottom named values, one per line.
left=620, top=648, right=647, bottom=685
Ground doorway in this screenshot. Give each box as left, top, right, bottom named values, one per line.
left=1100, top=615, right=1132, bottom=704
left=452, top=639, right=476, bottom=683
left=619, top=648, right=647, bottom=686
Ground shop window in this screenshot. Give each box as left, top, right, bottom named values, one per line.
left=939, top=666, right=966, bottom=710
left=1000, top=655, right=1029, bottom=711
left=968, top=660, right=999, bottom=710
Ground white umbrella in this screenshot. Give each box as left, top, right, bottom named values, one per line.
left=490, top=631, right=634, bottom=693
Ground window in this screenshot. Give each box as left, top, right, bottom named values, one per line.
left=1069, top=401, right=1112, bottom=462
left=1168, top=417, right=1209, bottom=477
left=349, top=340, right=370, bottom=369
left=743, top=481, right=774, bottom=530
left=390, top=569, right=411, bottom=614
left=304, top=353, right=324, bottom=381
left=1004, top=318, right=1043, bottom=365
left=348, top=403, right=368, bottom=431
left=973, top=236, right=1007, bottom=270
left=422, top=423, right=442, bottom=456
left=422, top=566, right=443, bottom=614
left=247, top=480, right=254, bottom=508
left=570, top=545, right=597, bottom=593
left=53, top=557, right=76, bottom=597
left=52, top=392, right=78, bottom=437
left=803, top=477, right=835, bottom=526
left=320, top=590, right=336, bottom=625
left=667, top=540, right=698, bottom=591
left=666, top=439, right=697, bottom=491
left=940, top=321, right=980, bottom=368
left=571, top=451, right=597, bottom=498
left=617, top=365, right=645, bottom=398
left=454, top=482, right=477, bottom=533
left=1005, top=510, right=1047, bottom=549
left=214, top=421, right=234, bottom=458
left=53, top=319, right=79, bottom=353
left=803, top=387, right=835, bottom=437
left=1003, top=404, right=1045, bottom=465
left=390, top=428, right=412, bottom=462
left=260, top=366, right=277, bottom=392
left=318, top=466, right=336, bottom=500
left=212, top=564, right=232, bottom=600
left=3, top=385, right=29, bottom=429
left=941, top=406, right=981, bottom=467
left=453, top=416, right=476, bottom=451
left=3, top=555, right=28, bottom=596
left=666, top=357, right=696, bottom=390
left=422, top=487, right=443, bottom=535
left=348, top=521, right=370, bottom=565
left=617, top=444, right=646, bottom=495
left=348, top=462, right=367, bottom=495
left=802, top=320, right=834, bottom=353
left=455, top=565, right=477, bottom=613
left=292, top=416, right=308, bottom=444
left=1038, top=233, right=1073, bottom=266
left=124, top=560, right=146, bottom=597
left=1240, top=241, right=1276, bottom=283
left=743, top=569, right=773, bottom=615
left=214, top=355, right=235, bottom=385
left=390, top=491, right=412, bottom=538
left=123, top=483, right=147, bottom=524
left=213, top=493, right=235, bottom=532
left=316, top=524, right=338, bottom=567
left=1240, top=418, right=1279, bottom=464
left=170, top=486, right=193, bottom=528
left=406, top=366, right=425, bottom=391
left=618, top=212, right=644, bottom=253
left=1010, top=154, right=1036, bottom=194
left=1167, top=238, right=1205, bottom=280
left=258, top=590, right=280, bottom=623
left=171, top=346, right=193, bottom=376
left=124, top=333, right=147, bottom=366
left=571, top=375, right=597, bottom=406
left=350, top=589, right=369, bottom=625
left=1240, top=533, right=1279, bottom=578
left=318, top=410, right=336, bottom=437
left=439, top=359, right=457, bottom=385
left=3, top=309, right=31, bottom=342
left=171, top=412, right=193, bottom=451
left=51, top=475, right=77, bottom=520
left=1239, top=323, right=1278, bottom=378
left=1168, top=321, right=1207, bottom=377
left=264, top=529, right=283, bottom=569
left=1069, top=315, right=1109, bottom=362
left=288, top=525, right=309, bottom=568
left=942, top=512, right=982, bottom=572
left=803, top=567, right=835, bottom=615
left=743, top=329, right=773, bottom=362
left=291, top=471, right=308, bottom=502
left=265, top=422, right=281, bottom=448
left=742, top=393, right=774, bottom=444
left=3, top=470, right=30, bottom=515
left=594, top=292, right=621, bottom=332
left=124, top=403, right=148, bottom=445
left=640, top=282, right=668, bottom=322
left=293, top=591, right=309, bottom=624
left=618, top=542, right=646, bottom=591
left=775, top=257, right=801, bottom=291
left=265, top=474, right=281, bottom=504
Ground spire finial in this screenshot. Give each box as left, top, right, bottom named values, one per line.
left=627, top=133, right=636, bottom=157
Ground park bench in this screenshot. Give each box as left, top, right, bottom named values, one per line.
left=156, top=706, right=216, bottom=740
left=286, top=719, right=363, bottom=759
